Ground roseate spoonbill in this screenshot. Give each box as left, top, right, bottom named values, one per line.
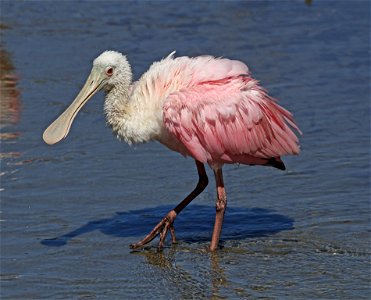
left=43, top=51, right=301, bottom=251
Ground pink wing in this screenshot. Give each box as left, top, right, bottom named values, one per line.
left=163, top=70, right=301, bottom=166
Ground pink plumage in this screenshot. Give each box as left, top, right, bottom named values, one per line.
left=162, top=55, right=301, bottom=168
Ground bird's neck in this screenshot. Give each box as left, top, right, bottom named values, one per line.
left=104, top=80, right=132, bottom=140
left=104, top=80, right=161, bottom=145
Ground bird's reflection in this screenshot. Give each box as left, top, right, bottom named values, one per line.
left=134, top=246, right=177, bottom=269
left=135, top=245, right=229, bottom=299
left=210, top=252, right=228, bottom=298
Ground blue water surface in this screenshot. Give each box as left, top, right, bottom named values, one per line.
left=1, top=1, right=369, bottom=299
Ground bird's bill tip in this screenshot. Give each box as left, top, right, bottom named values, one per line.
left=42, top=102, right=76, bottom=145
left=42, top=118, right=68, bottom=145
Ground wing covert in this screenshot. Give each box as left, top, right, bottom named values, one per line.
left=163, top=76, right=300, bottom=164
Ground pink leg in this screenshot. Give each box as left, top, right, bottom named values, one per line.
left=210, top=167, right=227, bottom=251
left=130, top=160, right=208, bottom=249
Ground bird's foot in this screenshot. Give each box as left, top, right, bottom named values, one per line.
left=130, top=210, right=177, bottom=250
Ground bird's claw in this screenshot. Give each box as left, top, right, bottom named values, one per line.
left=130, top=210, right=177, bottom=250
left=158, top=221, right=175, bottom=249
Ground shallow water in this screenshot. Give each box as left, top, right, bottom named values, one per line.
left=1, top=1, right=370, bottom=299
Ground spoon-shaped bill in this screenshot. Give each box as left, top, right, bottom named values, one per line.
left=43, top=69, right=105, bottom=145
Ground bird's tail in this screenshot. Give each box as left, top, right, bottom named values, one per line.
left=267, top=157, right=286, bottom=170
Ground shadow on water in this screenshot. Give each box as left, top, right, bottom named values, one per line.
left=41, top=204, right=294, bottom=247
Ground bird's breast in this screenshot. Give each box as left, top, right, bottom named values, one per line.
left=156, top=128, right=190, bottom=157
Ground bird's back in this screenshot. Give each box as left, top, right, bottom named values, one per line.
left=134, top=52, right=251, bottom=101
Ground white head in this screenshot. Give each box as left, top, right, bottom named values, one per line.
left=43, top=51, right=132, bottom=145
left=93, top=51, right=132, bottom=90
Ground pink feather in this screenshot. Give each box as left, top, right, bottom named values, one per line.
left=163, top=57, right=301, bottom=166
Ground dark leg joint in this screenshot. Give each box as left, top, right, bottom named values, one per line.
left=216, top=196, right=227, bottom=211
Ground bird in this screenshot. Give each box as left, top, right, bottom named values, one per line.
left=43, top=50, right=301, bottom=251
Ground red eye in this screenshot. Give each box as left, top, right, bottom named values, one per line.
left=106, top=67, right=114, bottom=76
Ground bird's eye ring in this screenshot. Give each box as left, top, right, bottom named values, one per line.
left=106, top=67, right=114, bottom=76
